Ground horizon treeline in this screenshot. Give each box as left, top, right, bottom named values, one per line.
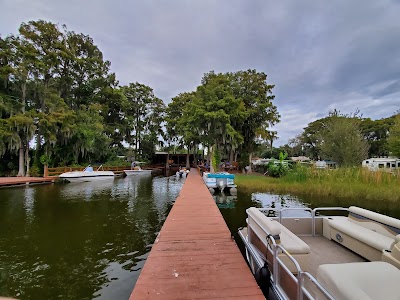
left=0, top=20, right=281, bottom=176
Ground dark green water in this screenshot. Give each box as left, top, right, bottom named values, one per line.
left=0, top=175, right=185, bottom=300
left=215, top=191, right=400, bottom=234
left=1, top=177, right=399, bottom=300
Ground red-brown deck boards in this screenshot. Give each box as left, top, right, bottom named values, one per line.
left=0, top=177, right=55, bottom=187
left=130, top=169, right=265, bottom=300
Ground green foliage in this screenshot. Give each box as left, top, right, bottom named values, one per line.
left=40, top=154, right=50, bottom=165
left=0, top=20, right=165, bottom=170
left=166, top=70, right=279, bottom=172
left=212, top=146, right=221, bottom=172
left=320, top=116, right=369, bottom=166
left=293, top=111, right=397, bottom=161
left=235, top=166, right=400, bottom=202
left=122, top=83, right=165, bottom=159
left=29, top=165, right=41, bottom=177
left=266, top=152, right=290, bottom=177
left=387, top=114, right=400, bottom=157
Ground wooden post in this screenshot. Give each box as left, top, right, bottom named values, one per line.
left=44, top=165, right=48, bottom=177
left=166, top=153, right=170, bottom=170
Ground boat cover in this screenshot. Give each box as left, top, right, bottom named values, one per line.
left=206, top=174, right=235, bottom=179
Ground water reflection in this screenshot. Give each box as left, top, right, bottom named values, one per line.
left=213, top=193, right=237, bottom=209
left=59, top=180, right=115, bottom=200
left=251, top=193, right=311, bottom=217
left=0, top=176, right=185, bottom=300
left=23, top=188, right=35, bottom=222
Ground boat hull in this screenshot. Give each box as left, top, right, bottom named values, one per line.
left=59, top=171, right=115, bottom=183
left=123, top=169, right=152, bottom=176
left=202, top=172, right=236, bottom=190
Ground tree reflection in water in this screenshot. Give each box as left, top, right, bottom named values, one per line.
left=0, top=175, right=184, bottom=300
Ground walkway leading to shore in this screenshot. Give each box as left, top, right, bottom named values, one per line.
left=130, top=168, right=264, bottom=300
left=0, top=177, right=55, bottom=187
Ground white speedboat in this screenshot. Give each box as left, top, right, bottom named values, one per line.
left=239, top=206, right=400, bottom=300
left=59, top=165, right=115, bottom=183
left=123, top=167, right=152, bottom=176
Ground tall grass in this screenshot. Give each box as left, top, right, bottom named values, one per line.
left=235, top=166, right=400, bottom=202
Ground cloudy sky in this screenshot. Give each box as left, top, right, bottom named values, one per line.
left=1, top=0, right=400, bottom=145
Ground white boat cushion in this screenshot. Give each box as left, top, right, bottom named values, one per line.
left=349, top=206, right=400, bottom=238
left=247, top=207, right=281, bottom=236
left=317, top=262, right=400, bottom=300
left=328, top=218, right=394, bottom=251
left=247, top=207, right=310, bottom=254
left=278, top=224, right=310, bottom=254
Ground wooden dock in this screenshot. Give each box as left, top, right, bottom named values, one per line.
left=0, top=177, right=55, bottom=187
left=130, top=168, right=264, bottom=300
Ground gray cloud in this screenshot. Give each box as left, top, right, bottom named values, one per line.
left=1, top=0, right=400, bottom=145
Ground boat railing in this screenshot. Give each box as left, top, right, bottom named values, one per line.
left=97, top=165, right=104, bottom=171
left=298, top=271, right=335, bottom=300
left=259, top=207, right=349, bottom=237
left=244, top=207, right=345, bottom=300
left=241, top=225, right=335, bottom=300
left=311, top=207, right=349, bottom=236
left=272, top=242, right=302, bottom=298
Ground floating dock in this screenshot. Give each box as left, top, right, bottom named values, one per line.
left=130, top=168, right=264, bottom=299
left=0, top=176, right=55, bottom=187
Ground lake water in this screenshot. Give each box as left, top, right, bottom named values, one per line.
left=0, top=175, right=185, bottom=300
left=1, top=176, right=399, bottom=299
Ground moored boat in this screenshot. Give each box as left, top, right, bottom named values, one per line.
left=202, top=172, right=236, bottom=193
left=59, top=165, right=115, bottom=183
left=238, top=206, right=400, bottom=300
left=176, top=168, right=190, bottom=178
left=123, top=166, right=152, bottom=176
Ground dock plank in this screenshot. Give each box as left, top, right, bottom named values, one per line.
left=0, top=176, right=55, bottom=187
left=130, top=169, right=265, bottom=300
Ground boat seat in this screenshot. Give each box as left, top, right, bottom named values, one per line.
left=247, top=207, right=310, bottom=272
left=317, top=262, right=400, bottom=300
left=328, top=218, right=394, bottom=251
left=382, top=241, right=400, bottom=269
left=324, top=206, right=400, bottom=262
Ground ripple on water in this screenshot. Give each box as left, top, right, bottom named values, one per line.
left=0, top=175, right=185, bottom=300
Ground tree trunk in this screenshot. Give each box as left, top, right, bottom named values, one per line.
left=248, top=153, right=253, bottom=174
left=270, top=138, right=274, bottom=155
left=21, top=81, right=26, bottom=113
left=166, top=153, right=170, bottom=170
left=17, top=143, right=25, bottom=177
left=135, top=111, right=140, bottom=157
left=229, top=149, right=234, bottom=163
left=193, top=144, right=197, bottom=166
left=186, top=148, right=190, bottom=168
left=25, top=142, right=30, bottom=177
left=44, top=164, right=49, bottom=177
left=209, top=145, right=215, bottom=173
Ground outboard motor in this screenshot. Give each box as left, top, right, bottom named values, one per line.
left=255, top=262, right=271, bottom=297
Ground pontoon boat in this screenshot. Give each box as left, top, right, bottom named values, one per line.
left=238, top=206, right=400, bottom=300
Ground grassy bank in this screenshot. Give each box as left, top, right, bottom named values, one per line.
left=235, top=166, right=400, bottom=202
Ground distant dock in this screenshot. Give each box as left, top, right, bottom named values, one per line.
left=0, top=177, right=55, bottom=188
left=130, top=168, right=264, bottom=299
